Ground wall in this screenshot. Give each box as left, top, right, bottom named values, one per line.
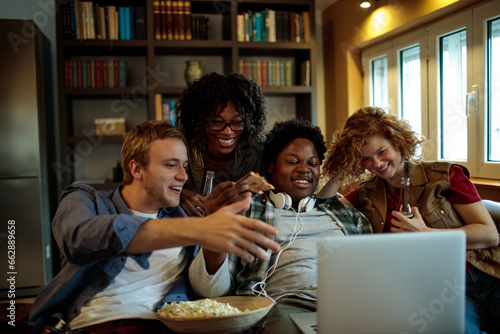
left=321, top=0, right=484, bottom=142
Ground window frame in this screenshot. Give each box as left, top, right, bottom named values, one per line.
left=362, top=2, right=500, bottom=179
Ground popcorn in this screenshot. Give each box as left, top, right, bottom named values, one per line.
left=157, top=299, right=246, bottom=319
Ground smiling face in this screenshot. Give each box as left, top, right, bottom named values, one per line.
left=205, top=101, right=244, bottom=159
left=141, top=138, right=189, bottom=211
left=360, top=134, right=406, bottom=187
left=268, top=138, right=320, bottom=208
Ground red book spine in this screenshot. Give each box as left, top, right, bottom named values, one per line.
left=114, top=60, right=119, bottom=87
left=77, top=59, right=82, bottom=88
left=261, top=60, right=268, bottom=87
left=95, top=59, right=103, bottom=88
left=243, top=59, right=249, bottom=78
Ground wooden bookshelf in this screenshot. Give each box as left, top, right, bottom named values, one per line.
left=55, top=0, right=316, bottom=191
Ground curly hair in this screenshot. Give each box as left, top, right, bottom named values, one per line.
left=176, top=72, right=266, bottom=156
left=323, top=107, right=423, bottom=184
left=262, top=118, right=326, bottom=179
left=121, top=120, right=187, bottom=185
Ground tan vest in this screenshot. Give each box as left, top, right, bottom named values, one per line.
left=357, top=161, right=500, bottom=279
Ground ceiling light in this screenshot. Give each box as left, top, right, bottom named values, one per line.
left=360, top=0, right=371, bottom=8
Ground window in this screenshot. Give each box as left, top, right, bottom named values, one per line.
left=439, top=29, right=467, bottom=161
left=371, top=56, right=389, bottom=110
left=362, top=2, right=500, bottom=179
left=487, top=17, right=500, bottom=162
left=400, top=45, right=422, bottom=137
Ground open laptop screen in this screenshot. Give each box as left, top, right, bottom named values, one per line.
left=316, top=231, right=466, bottom=334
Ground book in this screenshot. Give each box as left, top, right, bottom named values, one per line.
left=88, top=2, right=96, bottom=39
left=243, top=12, right=250, bottom=41
left=162, top=100, right=170, bottom=122
left=290, top=12, right=296, bottom=43
left=135, top=7, right=146, bottom=39
left=239, top=59, right=244, bottom=74
left=268, top=9, right=276, bottom=42
left=160, top=0, right=167, bottom=40
left=118, top=7, right=126, bottom=40
left=275, top=11, right=282, bottom=42
left=166, top=0, right=174, bottom=40
left=107, top=59, right=115, bottom=88
left=178, top=0, right=185, bottom=40
left=267, top=60, right=274, bottom=86
left=102, top=60, right=108, bottom=87
left=247, top=10, right=253, bottom=41
left=114, top=59, right=119, bottom=87
left=276, top=60, right=282, bottom=86
left=302, top=12, right=310, bottom=43
left=72, top=59, right=78, bottom=87
left=83, top=60, right=88, bottom=87
left=129, top=6, right=135, bottom=39
left=283, top=12, right=290, bottom=42
left=118, top=60, right=127, bottom=87
left=125, top=7, right=131, bottom=40
left=237, top=14, right=245, bottom=42
left=113, top=7, right=119, bottom=39
left=173, top=0, right=180, bottom=40
left=95, top=4, right=105, bottom=39
left=243, top=59, right=249, bottom=78
left=77, top=59, right=82, bottom=88
left=154, top=0, right=162, bottom=39
left=254, top=11, right=261, bottom=42
left=295, top=12, right=301, bottom=42
left=155, top=94, right=163, bottom=120
left=62, top=4, right=73, bottom=38
left=95, top=59, right=103, bottom=88
left=108, top=5, right=117, bottom=40
left=184, top=1, right=192, bottom=40
left=285, top=60, right=292, bottom=86
left=261, top=10, right=266, bottom=41
left=261, top=60, right=268, bottom=87
left=89, top=59, right=95, bottom=88
left=168, top=101, right=176, bottom=125
left=252, top=60, right=261, bottom=86
left=301, top=60, right=310, bottom=86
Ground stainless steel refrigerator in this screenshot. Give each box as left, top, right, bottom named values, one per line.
left=0, top=19, right=56, bottom=298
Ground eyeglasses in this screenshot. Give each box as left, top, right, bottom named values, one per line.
left=208, top=120, right=246, bottom=132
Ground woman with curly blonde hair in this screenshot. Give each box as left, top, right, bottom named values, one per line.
left=319, top=107, right=500, bottom=332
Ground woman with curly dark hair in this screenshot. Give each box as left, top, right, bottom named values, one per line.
left=319, top=107, right=500, bottom=332
left=176, top=72, right=267, bottom=216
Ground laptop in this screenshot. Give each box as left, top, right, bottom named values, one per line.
left=290, top=231, right=466, bottom=334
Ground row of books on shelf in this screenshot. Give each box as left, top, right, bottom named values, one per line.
left=239, top=59, right=311, bottom=87
left=153, top=1, right=211, bottom=41
left=237, top=10, right=310, bottom=43
left=65, top=59, right=127, bottom=89
left=62, top=0, right=146, bottom=40
left=155, top=0, right=190, bottom=40
left=155, top=95, right=177, bottom=125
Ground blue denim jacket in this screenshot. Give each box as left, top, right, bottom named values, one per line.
left=28, top=184, right=195, bottom=331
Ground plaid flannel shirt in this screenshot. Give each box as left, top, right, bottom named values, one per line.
left=228, top=193, right=372, bottom=296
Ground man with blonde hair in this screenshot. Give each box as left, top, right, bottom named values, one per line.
left=29, top=120, right=280, bottom=333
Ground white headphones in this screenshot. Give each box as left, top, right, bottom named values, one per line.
left=268, top=190, right=316, bottom=213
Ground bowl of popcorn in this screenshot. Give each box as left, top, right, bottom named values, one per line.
left=156, top=296, right=274, bottom=333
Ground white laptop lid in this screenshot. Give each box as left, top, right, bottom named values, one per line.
left=316, top=231, right=466, bottom=334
